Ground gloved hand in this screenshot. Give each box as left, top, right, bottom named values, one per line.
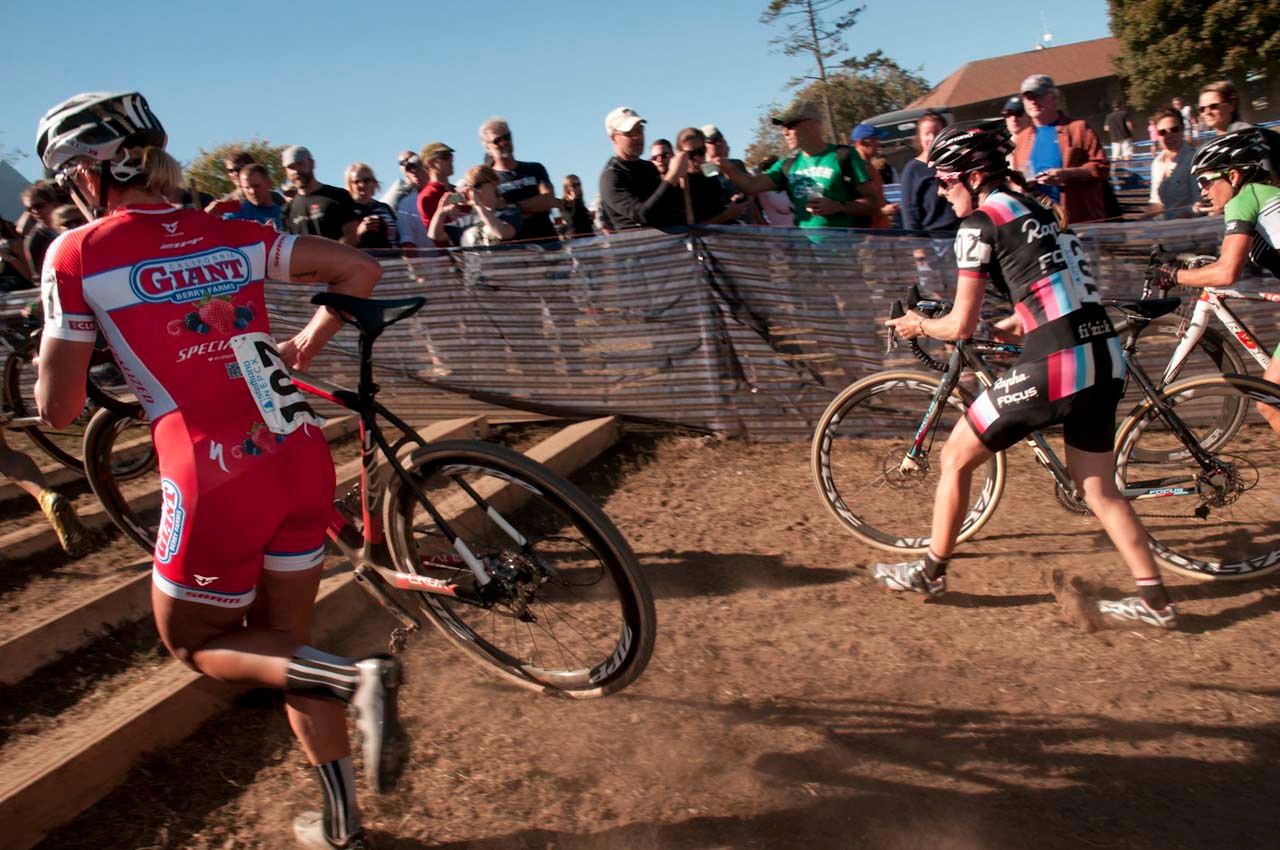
left=1150, top=262, right=1180, bottom=295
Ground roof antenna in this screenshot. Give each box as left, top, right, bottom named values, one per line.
left=1036, top=12, right=1054, bottom=49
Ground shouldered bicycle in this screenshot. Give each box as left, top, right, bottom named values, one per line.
left=811, top=284, right=1280, bottom=582
left=83, top=293, right=656, bottom=698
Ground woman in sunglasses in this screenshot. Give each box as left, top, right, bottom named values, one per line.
left=881, top=120, right=1177, bottom=630
left=1152, top=128, right=1280, bottom=428
left=1197, top=81, right=1252, bottom=137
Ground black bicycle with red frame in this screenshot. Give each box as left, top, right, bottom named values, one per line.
left=83, top=292, right=656, bottom=698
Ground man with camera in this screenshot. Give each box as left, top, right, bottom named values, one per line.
left=598, top=106, right=685, bottom=230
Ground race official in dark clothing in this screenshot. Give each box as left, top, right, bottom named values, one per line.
left=598, top=107, right=684, bottom=230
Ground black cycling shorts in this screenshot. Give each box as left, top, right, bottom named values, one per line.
left=965, top=336, right=1125, bottom=454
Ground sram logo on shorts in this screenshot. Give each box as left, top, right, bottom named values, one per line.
left=155, top=478, right=187, bottom=565
left=130, top=248, right=252, bottom=304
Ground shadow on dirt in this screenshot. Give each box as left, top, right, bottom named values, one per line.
left=399, top=695, right=1279, bottom=850
left=639, top=548, right=849, bottom=600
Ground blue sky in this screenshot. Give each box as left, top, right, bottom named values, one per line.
left=2, top=0, right=1110, bottom=202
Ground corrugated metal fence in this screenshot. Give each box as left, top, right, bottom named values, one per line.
left=262, top=216, right=1273, bottom=441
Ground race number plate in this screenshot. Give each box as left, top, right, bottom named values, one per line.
left=228, top=332, right=324, bottom=435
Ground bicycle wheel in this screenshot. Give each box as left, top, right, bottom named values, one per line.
left=3, top=337, right=90, bottom=471
left=382, top=439, right=656, bottom=698
left=1114, top=313, right=1248, bottom=459
left=1114, top=373, right=1280, bottom=580
left=810, top=369, right=1006, bottom=553
left=2, top=332, right=149, bottom=474
left=83, top=408, right=160, bottom=554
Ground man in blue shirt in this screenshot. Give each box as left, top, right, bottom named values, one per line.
left=225, top=164, right=283, bottom=229
left=1012, top=74, right=1109, bottom=225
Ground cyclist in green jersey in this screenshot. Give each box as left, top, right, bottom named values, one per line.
left=1152, top=128, right=1280, bottom=430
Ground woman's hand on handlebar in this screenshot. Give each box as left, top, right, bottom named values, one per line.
left=886, top=308, right=928, bottom=340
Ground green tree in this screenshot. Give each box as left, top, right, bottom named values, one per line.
left=744, top=52, right=930, bottom=165
left=1108, top=0, right=1280, bottom=107
left=0, top=131, right=27, bottom=166
left=760, top=0, right=866, bottom=143
left=184, top=138, right=287, bottom=198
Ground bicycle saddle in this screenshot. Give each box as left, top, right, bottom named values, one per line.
left=1112, top=297, right=1182, bottom=321
left=311, top=293, right=426, bottom=339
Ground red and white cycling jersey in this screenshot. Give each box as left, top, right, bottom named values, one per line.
left=42, top=204, right=334, bottom=607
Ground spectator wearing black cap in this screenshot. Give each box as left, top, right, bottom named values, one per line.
left=1001, top=96, right=1029, bottom=141
left=718, top=100, right=877, bottom=230
left=718, top=101, right=876, bottom=230
left=598, top=106, right=684, bottom=230
left=1012, top=74, right=1109, bottom=225
left=480, top=117, right=560, bottom=243
left=851, top=123, right=899, bottom=228
left=281, top=145, right=359, bottom=244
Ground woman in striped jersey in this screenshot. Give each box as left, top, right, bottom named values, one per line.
left=880, top=120, right=1176, bottom=630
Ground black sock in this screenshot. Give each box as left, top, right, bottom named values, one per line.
left=316, top=757, right=360, bottom=843
left=286, top=646, right=359, bottom=702
left=924, top=550, right=949, bottom=580
left=1136, top=577, right=1171, bottom=610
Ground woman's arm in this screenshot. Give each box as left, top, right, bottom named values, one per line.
left=276, top=235, right=382, bottom=371
left=35, top=337, right=95, bottom=429
left=885, top=272, right=987, bottom=342
left=474, top=204, right=517, bottom=242
left=1174, top=233, right=1250, bottom=289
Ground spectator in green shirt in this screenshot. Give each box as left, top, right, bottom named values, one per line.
left=717, top=100, right=879, bottom=229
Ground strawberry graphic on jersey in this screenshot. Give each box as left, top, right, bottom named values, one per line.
left=242, top=422, right=285, bottom=457
left=197, top=295, right=237, bottom=335
left=176, top=298, right=255, bottom=335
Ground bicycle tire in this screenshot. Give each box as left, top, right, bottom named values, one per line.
left=3, top=337, right=88, bottom=471
left=83, top=408, right=160, bottom=555
left=810, top=369, right=1006, bottom=553
left=1115, top=313, right=1248, bottom=460
left=1114, top=373, right=1280, bottom=581
left=2, top=331, right=150, bottom=474
left=382, top=439, right=656, bottom=698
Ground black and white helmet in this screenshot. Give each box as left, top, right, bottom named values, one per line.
left=36, top=92, right=166, bottom=181
left=927, top=119, right=1013, bottom=176
left=1190, top=128, right=1272, bottom=177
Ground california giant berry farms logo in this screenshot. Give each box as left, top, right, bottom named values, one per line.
left=130, top=248, right=252, bottom=304
left=155, top=478, right=186, bottom=565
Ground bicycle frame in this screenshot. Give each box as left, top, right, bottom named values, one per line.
left=1160, top=287, right=1279, bottom=383
left=904, top=308, right=1224, bottom=508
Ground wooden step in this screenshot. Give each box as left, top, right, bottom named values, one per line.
left=0, top=416, right=621, bottom=850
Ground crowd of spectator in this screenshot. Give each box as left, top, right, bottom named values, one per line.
left=1, top=75, right=1264, bottom=287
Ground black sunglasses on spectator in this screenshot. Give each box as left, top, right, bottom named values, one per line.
left=399, top=155, right=420, bottom=168
left=354, top=177, right=377, bottom=184
left=488, top=133, right=512, bottom=145
left=1156, top=127, right=1182, bottom=136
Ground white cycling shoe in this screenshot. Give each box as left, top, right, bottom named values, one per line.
left=873, top=560, right=947, bottom=597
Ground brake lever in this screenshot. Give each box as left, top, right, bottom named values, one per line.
left=887, top=300, right=905, bottom=353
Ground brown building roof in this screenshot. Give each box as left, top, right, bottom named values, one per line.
left=907, top=37, right=1121, bottom=110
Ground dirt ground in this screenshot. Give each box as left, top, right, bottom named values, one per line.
left=34, top=434, right=1280, bottom=850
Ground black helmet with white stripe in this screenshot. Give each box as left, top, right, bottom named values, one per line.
left=927, top=119, right=1013, bottom=175
left=1190, top=128, right=1272, bottom=177
left=36, top=91, right=166, bottom=181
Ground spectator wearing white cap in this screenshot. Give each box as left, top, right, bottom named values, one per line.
left=281, top=145, right=359, bottom=244
left=598, top=107, right=684, bottom=230
left=701, top=123, right=761, bottom=224
left=392, top=152, right=431, bottom=248
left=1011, top=74, right=1109, bottom=225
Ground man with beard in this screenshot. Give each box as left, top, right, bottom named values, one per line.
left=479, top=117, right=560, bottom=243
left=281, top=146, right=358, bottom=244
